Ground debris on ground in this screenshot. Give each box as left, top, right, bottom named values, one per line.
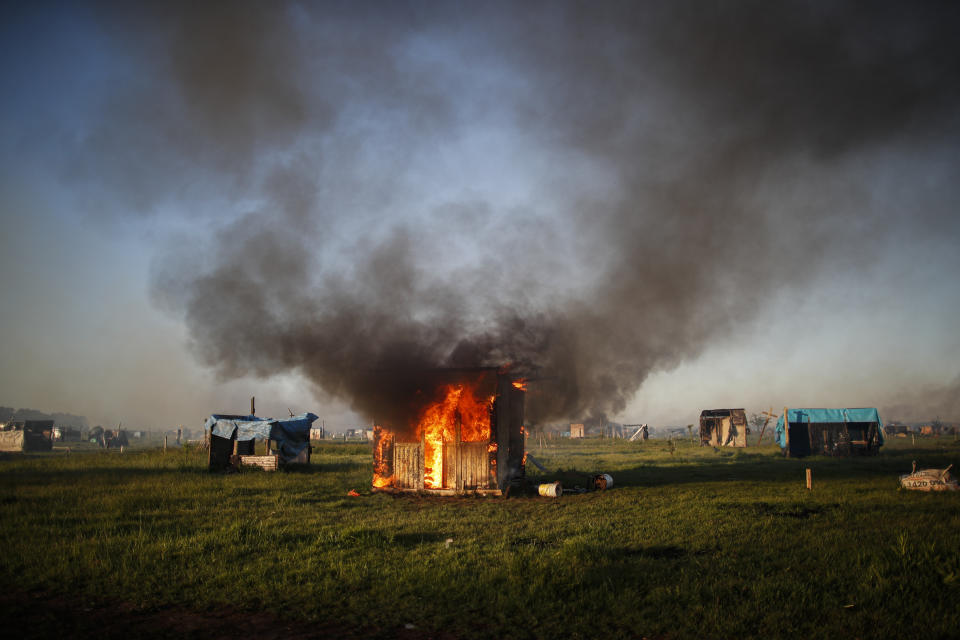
left=899, top=462, right=958, bottom=491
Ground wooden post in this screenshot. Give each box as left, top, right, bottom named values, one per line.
left=783, top=407, right=790, bottom=457
left=420, top=431, right=426, bottom=491
left=455, top=410, right=462, bottom=493
left=250, top=396, right=256, bottom=416
left=805, top=468, right=812, bottom=490
left=757, top=408, right=774, bottom=445
left=164, top=434, right=168, bottom=452
left=232, top=438, right=238, bottom=456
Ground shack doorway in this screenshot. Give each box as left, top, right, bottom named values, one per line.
left=789, top=422, right=811, bottom=457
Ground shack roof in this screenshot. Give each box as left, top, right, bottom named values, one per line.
left=700, top=409, right=746, bottom=418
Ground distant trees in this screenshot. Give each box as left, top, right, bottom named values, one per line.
left=0, top=406, right=88, bottom=428
left=749, top=413, right=766, bottom=435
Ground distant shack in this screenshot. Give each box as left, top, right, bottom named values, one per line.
left=569, top=423, right=585, bottom=438
left=0, top=420, right=54, bottom=452
left=776, top=408, right=883, bottom=457
left=699, top=409, right=747, bottom=447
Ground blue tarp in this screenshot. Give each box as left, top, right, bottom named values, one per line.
left=204, top=412, right=318, bottom=463
left=269, top=413, right=317, bottom=462
left=775, top=408, right=883, bottom=448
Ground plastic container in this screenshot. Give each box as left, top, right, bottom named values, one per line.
left=538, top=481, right=563, bottom=497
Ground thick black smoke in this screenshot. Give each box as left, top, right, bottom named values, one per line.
left=71, top=1, right=960, bottom=424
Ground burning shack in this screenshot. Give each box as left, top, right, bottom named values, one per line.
left=699, top=409, right=747, bottom=447
left=775, top=408, right=883, bottom=457
left=372, top=368, right=525, bottom=496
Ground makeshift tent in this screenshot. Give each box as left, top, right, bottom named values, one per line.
left=775, top=408, right=883, bottom=457
left=699, top=409, right=747, bottom=447
left=205, top=413, right=317, bottom=470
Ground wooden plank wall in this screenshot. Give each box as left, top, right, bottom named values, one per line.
left=459, top=442, right=487, bottom=489
left=394, top=442, right=424, bottom=489
left=440, top=442, right=489, bottom=490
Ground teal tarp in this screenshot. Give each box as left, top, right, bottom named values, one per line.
left=775, top=408, right=883, bottom=448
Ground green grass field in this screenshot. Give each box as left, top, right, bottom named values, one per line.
left=1, top=436, right=958, bottom=639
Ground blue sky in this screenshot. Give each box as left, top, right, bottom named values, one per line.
left=2, top=1, right=959, bottom=431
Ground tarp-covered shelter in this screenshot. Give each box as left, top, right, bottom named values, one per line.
left=700, top=409, right=747, bottom=447
left=0, top=420, right=53, bottom=452
left=775, top=408, right=883, bottom=457
left=205, top=413, right=317, bottom=470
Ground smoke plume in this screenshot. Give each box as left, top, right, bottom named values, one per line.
left=882, top=375, right=960, bottom=423
left=69, top=1, right=960, bottom=424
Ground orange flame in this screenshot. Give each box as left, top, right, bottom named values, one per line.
left=372, top=425, right=394, bottom=488
left=512, top=379, right=527, bottom=391
left=416, top=383, right=494, bottom=489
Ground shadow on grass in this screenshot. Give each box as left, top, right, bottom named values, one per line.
left=336, top=529, right=448, bottom=548
left=716, top=501, right=839, bottom=518
left=0, top=458, right=373, bottom=485
left=606, top=545, right=707, bottom=559
left=527, top=447, right=959, bottom=489
left=311, top=461, right=368, bottom=474
left=0, top=466, right=213, bottom=486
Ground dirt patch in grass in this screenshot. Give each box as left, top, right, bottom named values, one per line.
left=0, top=590, right=459, bottom=640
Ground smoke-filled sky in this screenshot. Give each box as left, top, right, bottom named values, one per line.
left=2, top=0, right=959, bottom=431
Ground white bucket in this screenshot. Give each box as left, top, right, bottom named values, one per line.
left=593, top=473, right=614, bottom=490
left=538, top=481, right=563, bottom=498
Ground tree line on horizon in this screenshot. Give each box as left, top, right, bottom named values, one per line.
left=0, top=406, right=89, bottom=429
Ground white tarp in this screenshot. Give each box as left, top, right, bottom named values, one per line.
left=900, top=464, right=958, bottom=491
left=0, top=430, right=24, bottom=452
